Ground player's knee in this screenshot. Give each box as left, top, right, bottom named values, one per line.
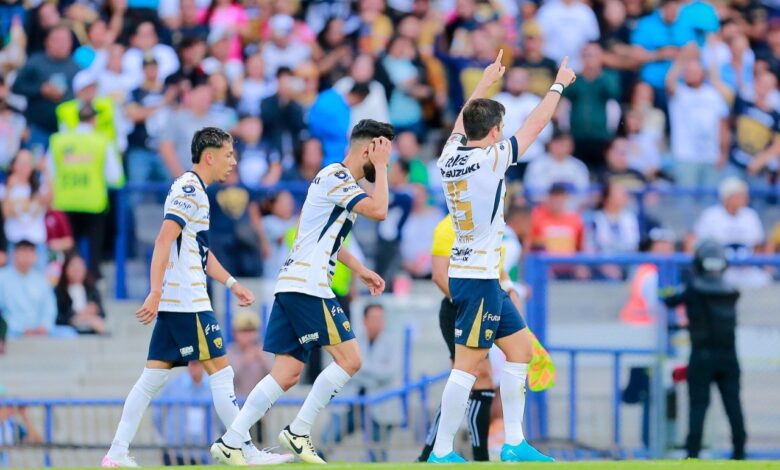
left=475, top=360, right=493, bottom=386
left=276, top=371, right=301, bottom=391
left=337, top=355, right=362, bottom=376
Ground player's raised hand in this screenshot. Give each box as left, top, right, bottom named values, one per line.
left=359, top=268, right=385, bottom=296
left=481, top=49, right=506, bottom=86
left=555, top=56, right=577, bottom=87
left=136, top=291, right=161, bottom=325
left=367, top=136, right=392, bottom=168
left=231, top=281, right=256, bottom=307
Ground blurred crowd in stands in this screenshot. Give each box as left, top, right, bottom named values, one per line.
left=3, top=0, right=780, bottom=346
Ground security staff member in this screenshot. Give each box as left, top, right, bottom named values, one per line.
left=48, top=104, right=124, bottom=278
left=664, top=239, right=746, bottom=460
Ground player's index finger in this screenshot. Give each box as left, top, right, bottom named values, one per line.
left=495, top=48, right=504, bottom=64
left=561, top=56, right=569, bottom=69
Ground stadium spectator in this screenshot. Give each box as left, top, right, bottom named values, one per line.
left=375, top=159, right=412, bottom=282
left=44, top=210, right=75, bottom=280
left=564, top=41, right=621, bottom=170
left=152, top=361, right=211, bottom=466
left=536, top=0, right=599, bottom=72
left=523, top=132, right=589, bottom=203
left=165, top=36, right=208, bottom=88
left=600, top=0, right=639, bottom=98
left=207, top=165, right=266, bottom=278
left=235, top=117, right=282, bottom=190
left=201, top=28, right=244, bottom=83
left=630, top=0, right=695, bottom=106
left=694, top=177, right=769, bottom=289
left=730, top=70, right=780, bottom=187
left=586, top=181, right=641, bottom=279
left=377, top=35, right=431, bottom=137
left=125, top=54, right=176, bottom=186
left=401, top=184, right=441, bottom=278
left=57, top=70, right=123, bottom=152
left=308, top=81, right=370, bottom=166
left=226, top=311, right=271, bottom=398
left=48, top=104, right=124, bottom=278
left=200, top=0, right=250, bottom=63
left=493, top=67, right=553, bottom=175
left=0, top=240, right=75, bottom=338
left=95, top=44, right=137, bottom=111
left=262, top=14, right=312, bottom=79
left=234, top=52, right=277, bottom=118
left=513, top=21, right=558, bottom=98
left=628, top=81, right=666, bottom=139
left=261, top=190, right=297, bottom=278
left=207, top=71, right=240, bottom=131
left=667, top=51, right=730, bottom=189
left=622, top=109, right=663, bottom=182
left=530, top=184, right=586, bottom=277
left=11, top=24, right=79, bottom=150
left=259, top=67, right=306, bottom=160
left=159, top=83, right=221, bottom=176
left=55, top=253, right=106, bottom=335
left=315, top=18, right=355, bottom=90
left=122, top=21, right=180, bottom=90
left=1, top=150, right=50, bottom=270
left=334, top=53, right=390, bottom=129
left=0, top=78, right=26, bottom=170
left=73, top=19, right=115, bottom=70
left=283, top=137, right=324, bottom=183
left=163, top=0, right=210, bottom=45
left=600, top=137, right=648, bottom=190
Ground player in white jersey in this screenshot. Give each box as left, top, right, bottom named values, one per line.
left=428, top=52, right=576, bottom=464
left=211, top=119, right=394, bottom=465
left=102, top=128, right=292, bottom=467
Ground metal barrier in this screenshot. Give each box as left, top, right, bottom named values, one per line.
left=524, top=253, right=780, bottom=459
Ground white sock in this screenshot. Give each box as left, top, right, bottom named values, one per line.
left=107, top=368, right=170, bottom=458
left=289, top=362, right=351, bottom=436
left=431, top=369, right=476, bottom=457
left=222, top=375, right=283, bottom=448
left=501, top=361, right=529, bottom=446
left=209, top=366, right=251, bottom=443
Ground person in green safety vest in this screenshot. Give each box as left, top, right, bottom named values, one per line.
left=55, top=70, right=125, bottom=188
left=47, top=103, right=124, bottom=278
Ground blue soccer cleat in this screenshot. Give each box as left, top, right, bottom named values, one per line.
left=427, top=451, right=467, bottom=464
left=501, top=440, right=555, bottom=462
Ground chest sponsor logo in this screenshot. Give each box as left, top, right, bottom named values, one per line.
left=299, top=332, right=320, bottom=344
left=172, top=199, right=193, bottom=211
left=451, top=247, right=473, bottom=262
left=180, top=346, right=194, bottom=357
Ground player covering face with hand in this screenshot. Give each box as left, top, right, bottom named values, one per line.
left=102, top=128, right=292, bottom=467
left=428, top=52, right=575, bottom=464
left=211, top=119, right=394, bottom=465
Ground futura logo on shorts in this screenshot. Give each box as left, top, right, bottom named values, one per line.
left=482, top=312, right=500, bottom=322
left=330, top=305, right=345, bottom=317
left=204, top=323, right=221, bottom=335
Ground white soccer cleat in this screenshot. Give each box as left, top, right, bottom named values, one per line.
left=211, top=438, right=247, bottom=466
left=278, top=426, right=326, bottom=464
left=244, top=444, right=295, bottom=465
left=101, top=454, right=139, bottom=468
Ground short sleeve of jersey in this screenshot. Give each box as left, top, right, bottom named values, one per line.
left=488, top=136, right=520, bottom=173
left=164, top=180, right=201, bottom=228
left=323, top=167, right=367, bottom=212
left=431, top=216, right=456, bottom=257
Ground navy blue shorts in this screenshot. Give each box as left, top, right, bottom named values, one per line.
left=449, top=278, right=526, bottom=349
left=264, top=292, right=355, bottom=363
left=147, top=311, right=226, bottom=366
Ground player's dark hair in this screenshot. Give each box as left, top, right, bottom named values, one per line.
left=349, top=119, right=395, bottom=143
left=363, top=303, right=384, bottom=318
left=462, top=98, right=505, bottom=140
left=191, top=127, right=233, bottom=163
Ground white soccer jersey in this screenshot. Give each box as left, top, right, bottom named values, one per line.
left=437, top=133, right=520, bottom=279
left=274, top=163, right=367, bottom=298
left=159, top=171, right=212, bottom=312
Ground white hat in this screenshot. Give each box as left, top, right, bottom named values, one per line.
left=269, top=14, right=294, bottom=35
left=207, top=27, right=231, bottom=46
left=73, top=70, right=97, bottom=94
left=718, top=176, right=747, bottom=202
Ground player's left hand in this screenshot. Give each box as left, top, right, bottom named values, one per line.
left=359, top=268, right=385, bottom=296
left=231, top=282, right=255, bottom=307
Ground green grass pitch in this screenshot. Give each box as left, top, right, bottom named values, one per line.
left=32, top=461, right=780, bottom=470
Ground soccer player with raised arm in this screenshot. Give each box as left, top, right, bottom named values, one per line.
left=211, top=119, right=394, bottom=465
left=427, top=51, right=576, bottom=464
left=101, top=128, right=292, bottom=467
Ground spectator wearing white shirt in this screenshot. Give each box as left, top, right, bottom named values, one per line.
left=262, top=15, right=313, bottom=79
left=536, top=0, right=600, bottom=72
left=334, top=54, right=390, bottom=130
left=587, top=181, right=640, bottom=279
left=122, top=21, right=180, bottom=90
left=493, top=67, right=552, bottom=174
left=694, top=177, right=769, bottom=289
left=201, top=28, right=245, bottom=83
left=524, top=132, right=590, bottom=203
left=667, top=55, right=730, bottom=189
